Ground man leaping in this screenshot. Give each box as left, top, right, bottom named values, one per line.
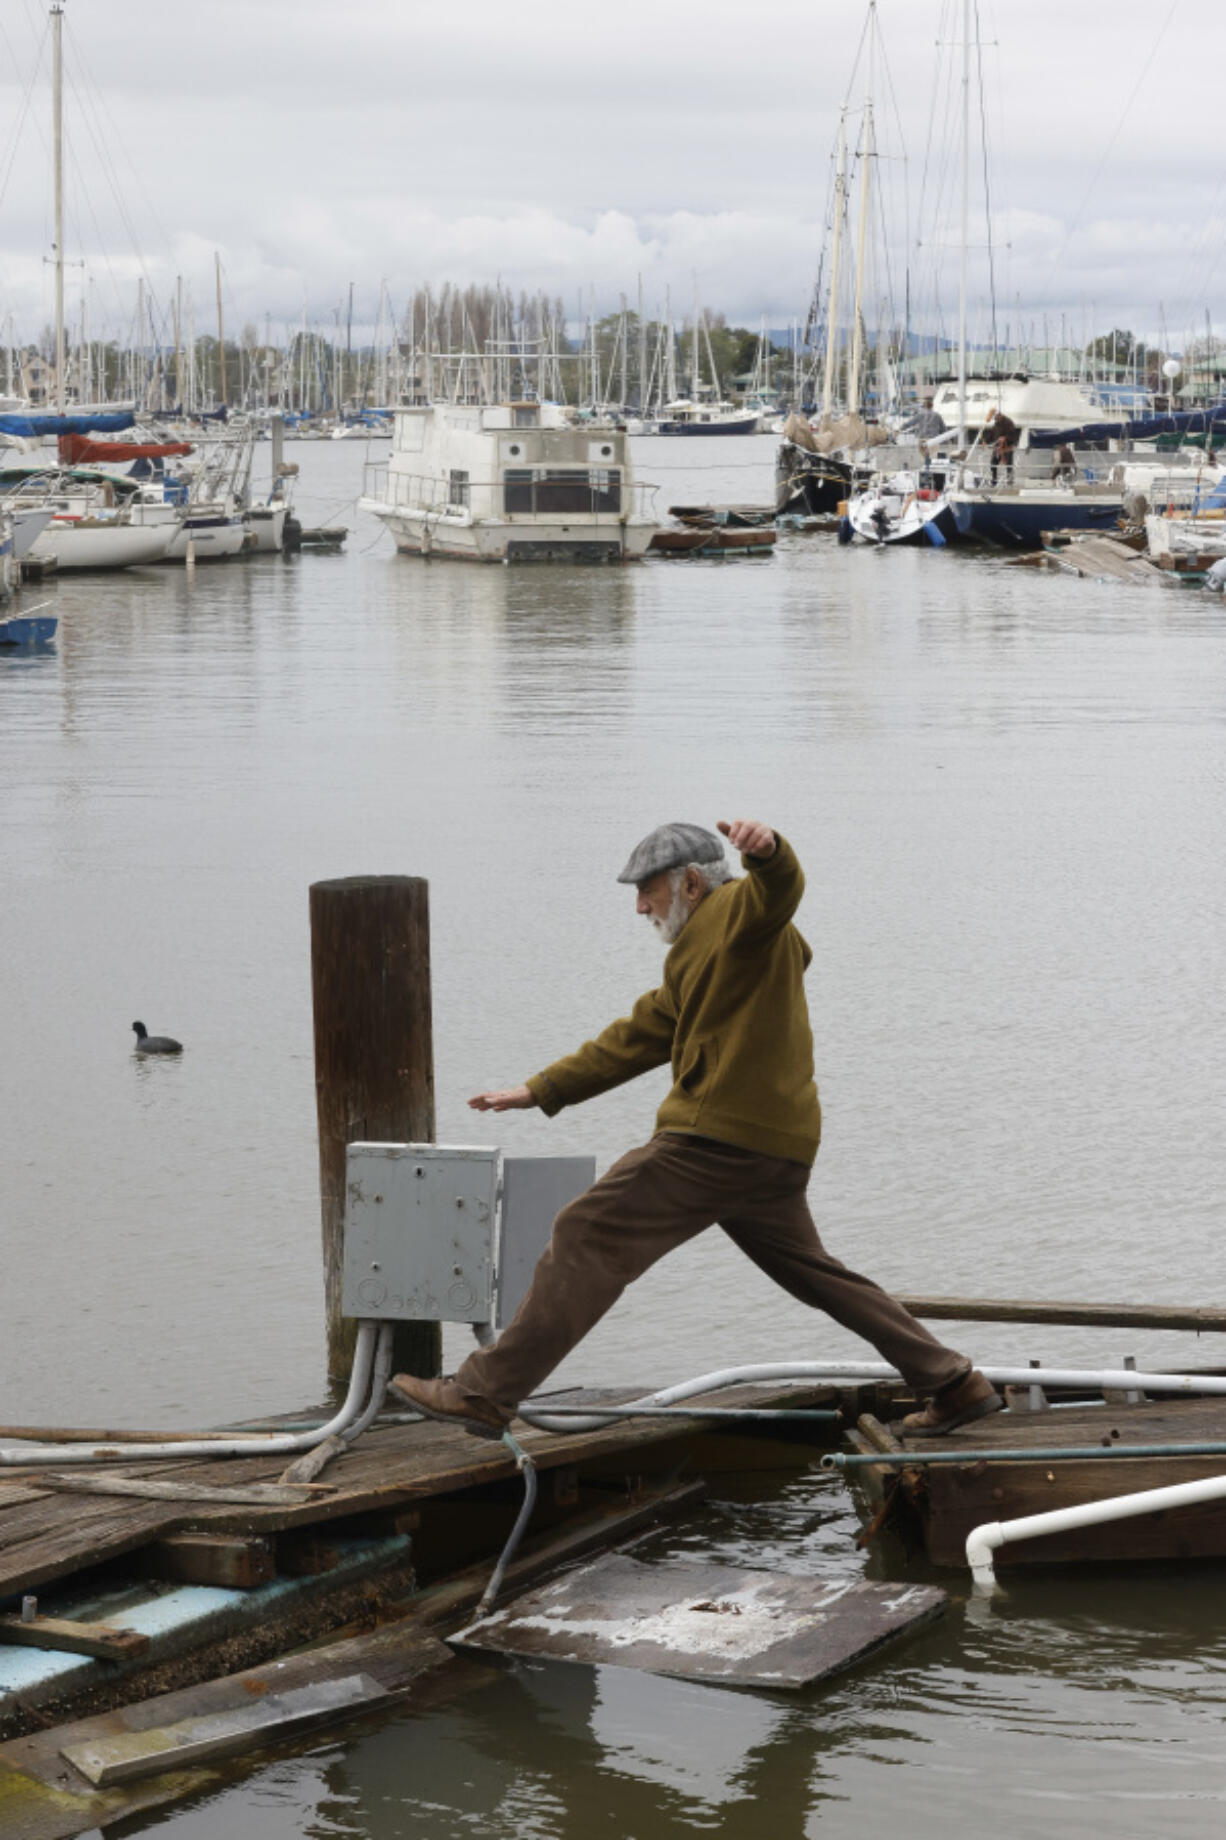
left=391, top=819, right=1002, bottom=1440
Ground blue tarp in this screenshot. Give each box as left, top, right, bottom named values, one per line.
left=1027, top=405, right=1226, bottom=448
left=0, top=410, right=135, bottom=437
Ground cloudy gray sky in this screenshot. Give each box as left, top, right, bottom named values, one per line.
left=0, top=0, right=1221, bottom=349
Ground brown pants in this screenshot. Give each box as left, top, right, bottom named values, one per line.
left=456, top=1132, right=968, bottom=1413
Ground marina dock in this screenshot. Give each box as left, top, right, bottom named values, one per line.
left=0, top=1379, right=843, bottom=1737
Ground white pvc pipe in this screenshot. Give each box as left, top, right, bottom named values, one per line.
left=519, top=1359, right=1226, bottom=1435
left=0, top=1321, right=389, bottom=1468
left=966, top=1471, right=1226, bottom=1590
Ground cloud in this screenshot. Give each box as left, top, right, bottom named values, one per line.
left=0, top=0, right=1223, bottom=346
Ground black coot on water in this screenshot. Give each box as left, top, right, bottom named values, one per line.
left=132, top=1021, right=183, bottom=1056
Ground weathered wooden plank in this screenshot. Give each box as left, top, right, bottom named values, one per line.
left=279, top=1436, right=347, bottom=1485
left=0, top=1617, right=149, bottom=1661
left=453, top=1554, right=946, bottom=1689
left=0, top=1382, right=837, bottom=1602
left=61, top=1674, right=385, bottom=1787
left=35, top=1476, right=325, bottom=1508
left=275, top=1535, right=343, bottom=1578
left=142, top=1534, right=275, bottom=1590
left=0, top=1630, right=459, bottom=1840
left=898, top=1294, right=1226, bottom=1333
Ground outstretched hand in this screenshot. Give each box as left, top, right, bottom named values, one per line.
left=717, top=818, right=776, bottom=859
left=468, top=1085, right=538, bottom=1112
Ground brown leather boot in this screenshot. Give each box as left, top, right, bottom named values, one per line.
left=900, top=1368, right=1002, bottom=1437
left=389, top=1373, right=511, bottom=1441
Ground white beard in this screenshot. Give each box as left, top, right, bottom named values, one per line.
left=651, top=883, right=691, bottom=946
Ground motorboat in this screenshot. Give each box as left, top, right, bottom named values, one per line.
left=843, top=472, right=957, bottom=546
left=655, top=399, right=761, bottom=436
left=360, top=401, right=658, bottom=562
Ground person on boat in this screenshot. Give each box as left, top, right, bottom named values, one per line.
left=1051, top=443, right=1077, bottom=482
left=905, top=397, right=946, bottom=441
left=987, top=409, right=1020, bottom=483
left=390, top=819, right=1002, bottom=1442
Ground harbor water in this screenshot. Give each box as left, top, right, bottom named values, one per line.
left=3, top=437, right=1226, bottom=1834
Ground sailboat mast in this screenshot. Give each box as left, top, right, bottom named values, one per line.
left=215, top=251, right=226, bottom=411
left=821, top=110, right=848, bottom=420
left=52, top=2, right=65, bottom=411
left=848, top=97, right=873, bottom=415
left=847, top=8, right=877, bottom=418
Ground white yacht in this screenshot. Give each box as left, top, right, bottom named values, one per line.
left=928, top=373, right=1140, bottom=440
left=360, top=402, right=658, bottom=562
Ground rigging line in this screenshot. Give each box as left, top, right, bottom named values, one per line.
left=0, top=14, right=47, bottom=219
left=974, top=5, right=999, bottom=365
left=62, top=54, right=165, bottom=324
left=1041, top=0, right=1179, bottom=280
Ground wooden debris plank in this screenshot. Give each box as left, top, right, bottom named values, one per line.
left=897, top=1294, right=1226, bottom=1333
left=279, top=1435, right=347, bottom=1485
left=0, top=1616, right=149, bottom=1661
left=452, top=1553, right=946, bottom=1689
left=35, top=1475, right=324, bottom=1507
left=61, top=1672, right=385, bottom=1787
left=142, top=1534, right=275, bottom=1590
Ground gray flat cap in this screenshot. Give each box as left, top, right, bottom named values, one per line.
left=617, top=822, right=727, bottom=885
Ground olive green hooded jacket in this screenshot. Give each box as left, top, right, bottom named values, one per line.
left=526, top=834, right=821, bottom=1166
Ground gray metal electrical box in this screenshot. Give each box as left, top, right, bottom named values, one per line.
left=342, top=1143, right=595, bottom=1327
left=498, top=1156, right=596, bottom=1327
left=342, top=1144, right=498, bottom=1323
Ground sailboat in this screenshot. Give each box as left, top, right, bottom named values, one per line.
left=0, top=6, right=181, bottom=569
left=657, top=292, right=759, bottom=435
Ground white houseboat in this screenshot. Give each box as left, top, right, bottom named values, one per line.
left=360, top=402, right=658, bottom=561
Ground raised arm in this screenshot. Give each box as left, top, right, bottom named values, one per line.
left=715, top=818, right=805, bottom=948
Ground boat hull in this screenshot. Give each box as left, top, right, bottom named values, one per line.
left=656, top=417, right=760, bottom=436
left=29, top=520, right=176, bottom=570
left=164, top=515, right=249, bottom=562
left=845, top=483, right=957, bottom=547
left=949, top=490, right=1124, bottom=548
left=246, top=504, right=288, bottom=553
left=362, top=500, right=656, bottom=563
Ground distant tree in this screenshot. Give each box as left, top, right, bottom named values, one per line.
left=1085, top=328, right=1137, bottom=369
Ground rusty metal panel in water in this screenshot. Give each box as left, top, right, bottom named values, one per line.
left=342, top=1143, right=498, bottom=1323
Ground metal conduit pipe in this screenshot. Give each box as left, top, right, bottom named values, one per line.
left=0, top=1321, right=389, bottom=1468
left=340, top=1322, right=397, bottom=1445
left=823, top=1441, right=1226, bottom=1470
left=966, top=1472, right=1226, bottom=1591
left=517, top=1358, right=1226, bottom=1434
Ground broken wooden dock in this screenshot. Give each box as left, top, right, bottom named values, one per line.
left=845, top=1390, right=1226, bottom=1570
left=0, top=1378, right=843, bottom=1738
left=0, top=1377, right=855, bottom=1837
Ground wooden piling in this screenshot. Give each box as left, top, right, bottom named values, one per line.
left=310, top=875, right=441, bottom=1385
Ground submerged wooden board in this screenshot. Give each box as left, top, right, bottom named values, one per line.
left=451, top=1554, right=945, bottom=1690
left=61, top=1673, right=385, bottom=1787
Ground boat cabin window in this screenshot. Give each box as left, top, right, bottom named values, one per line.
left=503, top=468, right=621, bottom=515
left=512, top=406, right=539, bottom=428
left=448, top=469, right=470, bottom=509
